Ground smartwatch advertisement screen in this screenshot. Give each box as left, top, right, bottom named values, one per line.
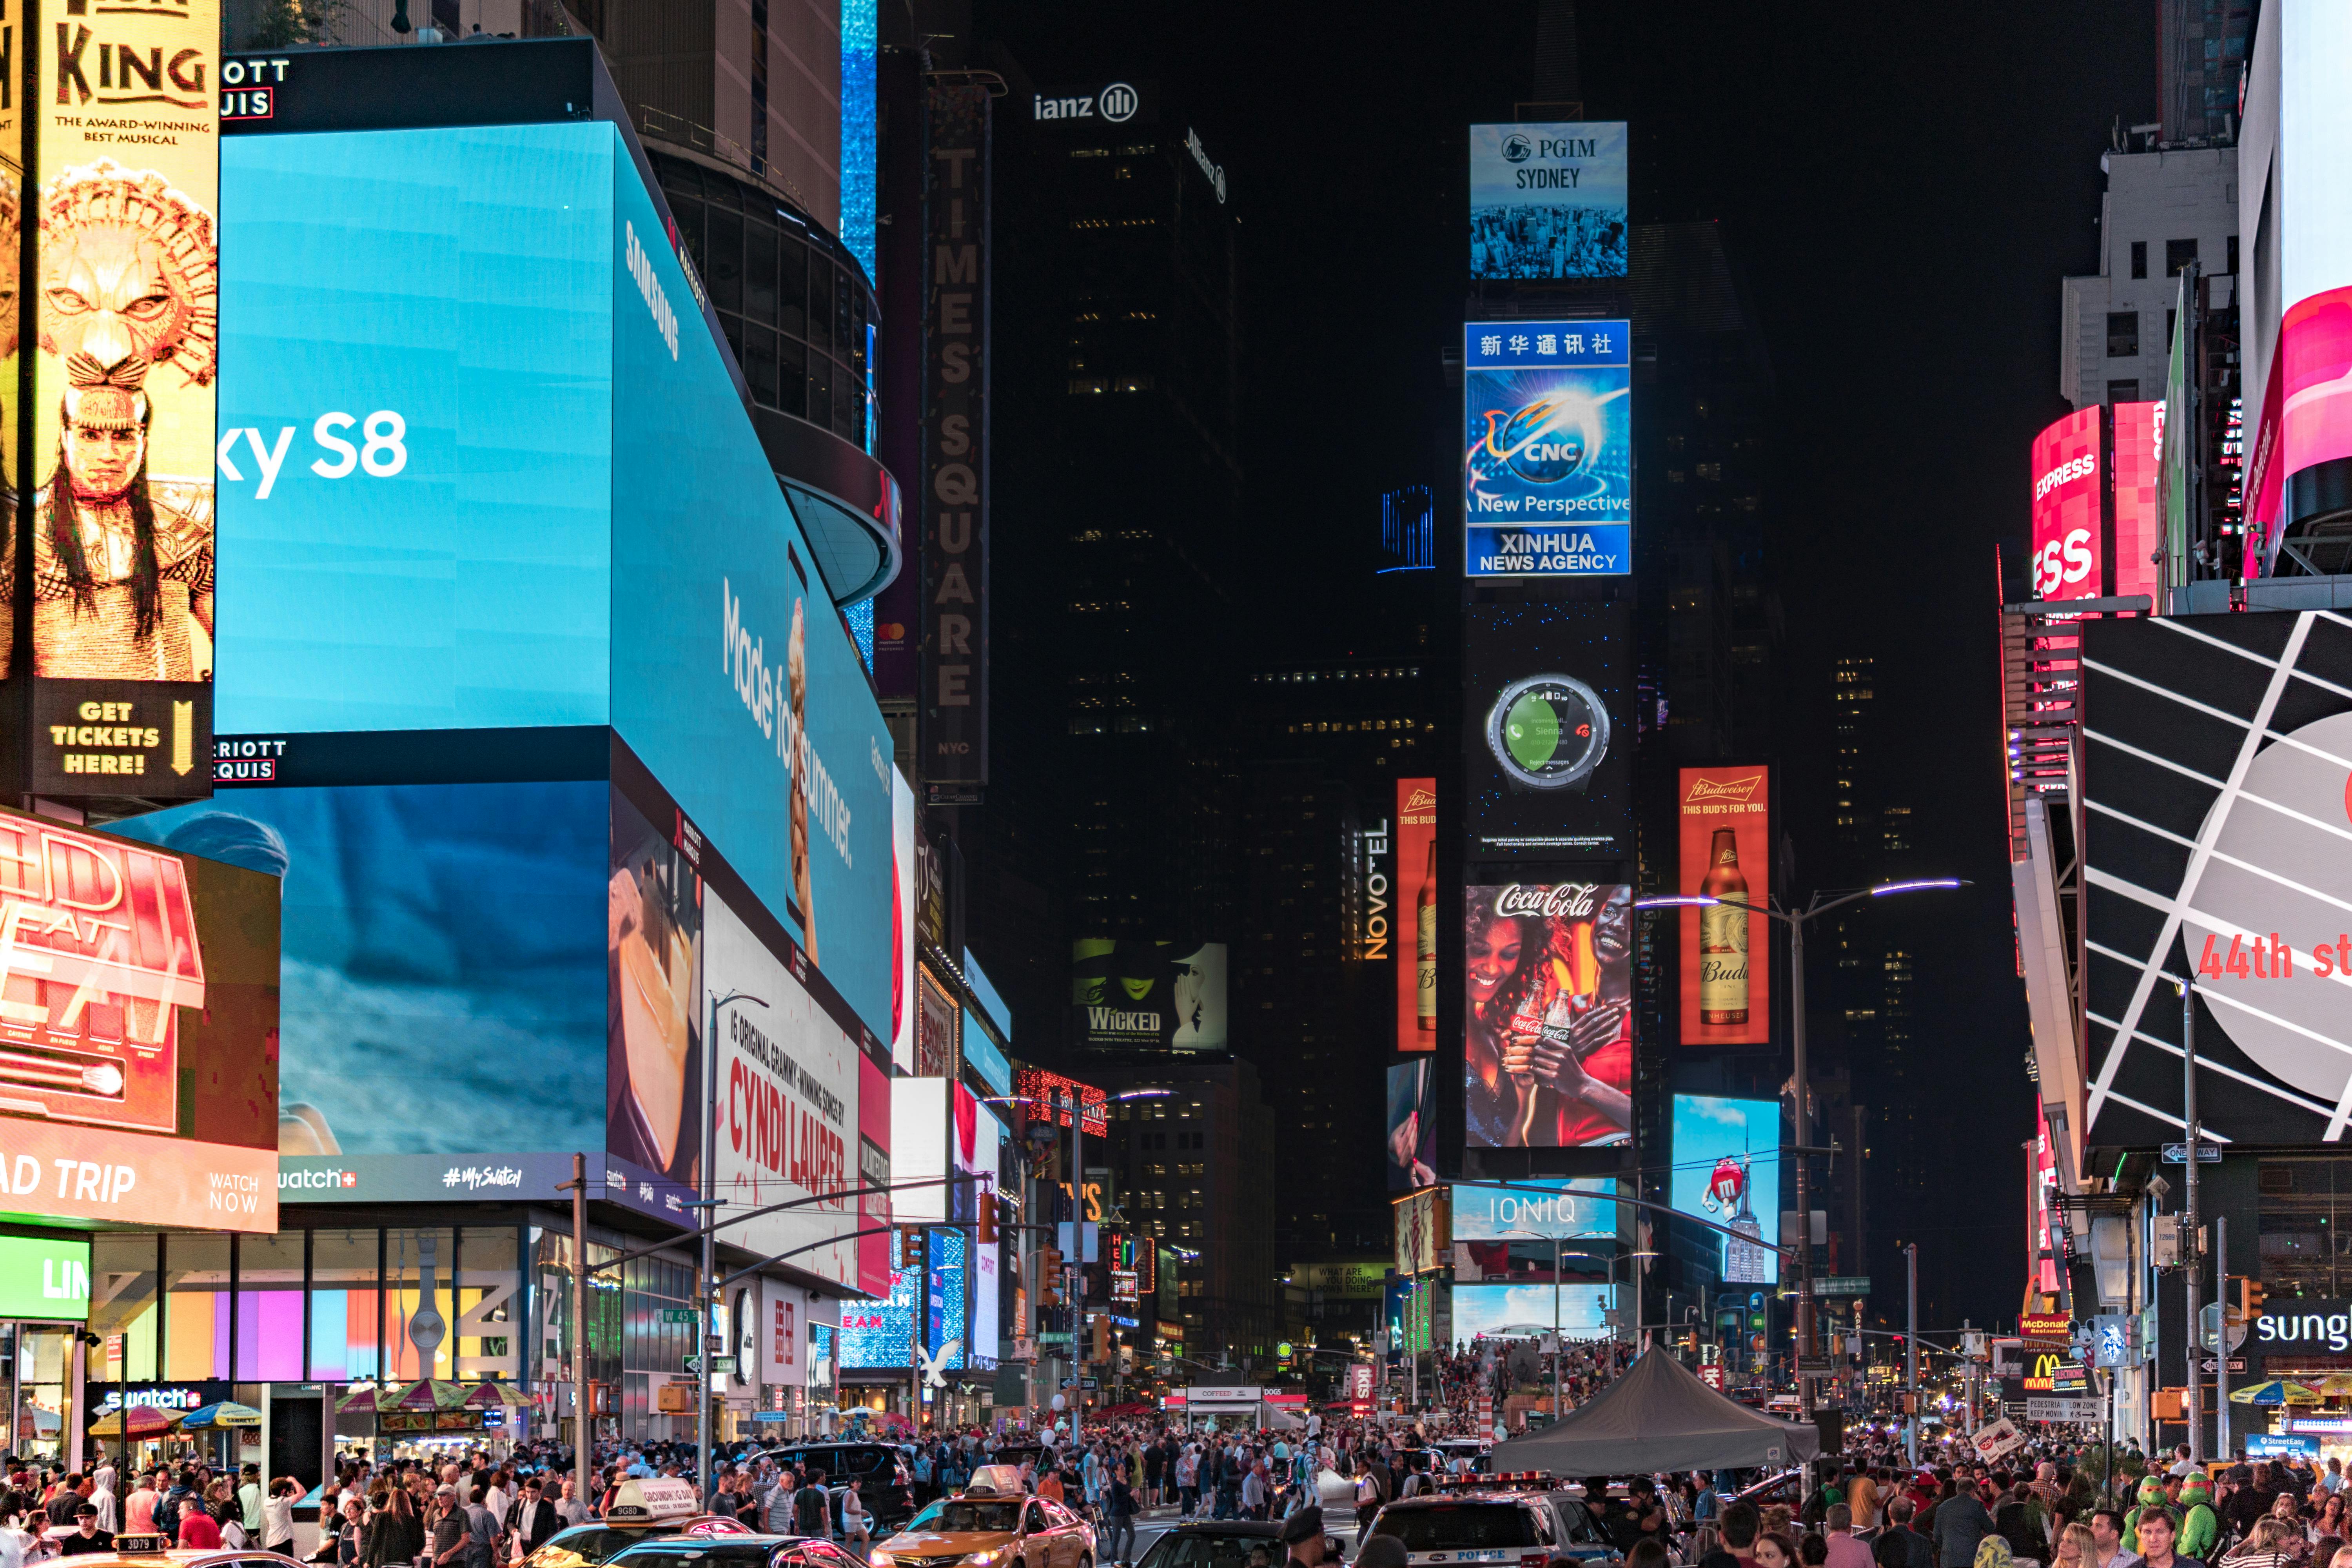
left=1463, top=598, right=1631, bottom=858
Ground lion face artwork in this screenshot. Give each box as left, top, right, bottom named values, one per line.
left=38, top=159, right=216, bottom=392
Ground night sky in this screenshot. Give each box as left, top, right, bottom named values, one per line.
left=978, top=0, right=2161, bottom=1330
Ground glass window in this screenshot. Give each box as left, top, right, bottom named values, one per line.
left=310, top=1229, right=381, bottom=1382
left=458, top=1228, right=521, bottom=1383
left=163, top=1233, right=231, bottom=1380
left=384, top=1228, right=456, bottom=1382
left=2167, top=237, right=2200, bottom=276
left=744, top=326, right=780, bottom=407
left=809, top=360, right=832, bottom=431
left=746, top=224, right=777, bottom=325
left=708, top=210, right=744, bottom=314
left=719, top=312, right=745, bottom=363
left=2105, top=312, right=2140, bottom=358
left=671, top=197, right=707, bottom=280
left=807, top=259, right=833, bottom=358
left=237, top=1232, right=305, bottom=1382
left=2129, top=240, right=2148, bottom=279
left=778, top=240, right=808, bottom=340
left=834, top=266, right=852, bottom=365
left=833, top=361, right=856, bottom=441
left=91, top=1234, right=160, bottom=1384
left=775, top=338, right=807, bottom=419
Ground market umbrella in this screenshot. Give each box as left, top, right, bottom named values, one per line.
left=336, top=1386, right=382, bottom=1414
left=385, top=1379, right=470, bottom=1412
left=2229, top=1380, right=2323, bottom=1405
left=2312, top=1374, right=2352, bottom=1399
left=89, top=1405, right=180, bottom=1437
left=462, top=1383, right=532, bottom=1410
left=180, top=1401, right=263, bottom=1429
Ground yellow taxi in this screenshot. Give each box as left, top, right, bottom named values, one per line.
left=31, top=1534, right=303, bottom=1568
left=521, top=1478, right=759, bottom=1568
left=870, top=1470, right=1096, bottom=1568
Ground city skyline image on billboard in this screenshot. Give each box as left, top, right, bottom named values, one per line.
left=1463, top=881, right=1633, bottom=1150
left=1468, top=123, right=1628, bottom=280
left=1669, top=1094, right=1780, bottom=1284
left=1464, top=322, right=1632, bottom=578
left=1462, top=598, right=1632, bottom=857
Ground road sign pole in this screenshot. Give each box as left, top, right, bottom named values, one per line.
left=2216, top=1213, right=2230, bottom=1458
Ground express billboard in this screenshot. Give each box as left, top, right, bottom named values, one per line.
left=1678, top=766, right=1771, bottom=1046
left=1462, top=599, right=1632, bottom=857
left=1396, top=778, right=1437, bottom=1051
left=2082, top=610, right=2352, bottom=1145
left=214, top=124, right=894, bottom=1040
left=1669, top=1095, right=1780, bottom=1285
left=0, top=807, right=279, bottom=1230
left=1463, top=882, right=1633, bottom=1149
left=1468, top=123, right=1628, bottom=281
left=1463, top=323, right=1632, bottom=578
left=1070, top=940, right=1228, bottom=1051
left=2031, top=408, right=2102, bottom=602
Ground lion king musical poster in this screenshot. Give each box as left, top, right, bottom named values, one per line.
left=4, top=0, right=219, bottom=801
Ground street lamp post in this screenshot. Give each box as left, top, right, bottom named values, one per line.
left=1639, top=877, right=1964, bottom=1418
left=699, top=989, right=767, bottom=1504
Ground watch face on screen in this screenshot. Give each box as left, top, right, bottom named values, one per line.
left=1485, top=673, right=1610, bottom=789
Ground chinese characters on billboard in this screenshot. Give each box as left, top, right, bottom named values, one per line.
left=1468, top=123, right=1627, bottom=280
left=1669, top=1094, right=1779, bottom=1285
left=2030, top=407, right=2101, bottom=601
left=1463, top=323, right=1632, bottom=577
left=1395, top=778, right=1436, bottom=1051
left=1462, top=599, right=1632, bottom=857
left=1677, top=766, right=1771, bottom=1046
left=5, top=0, right=223, bottom=798
left=1463, top=882, right=1632, bottom=1149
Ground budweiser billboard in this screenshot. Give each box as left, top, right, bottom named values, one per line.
left=2030, top=407, right=2102, bottom=601
left=0, top=804, right=278, bottom=1229
left=1396, top=778, right=1436, bottom=1052
left=1463, top=880, right=1632, bottom=1149
left=1678, top=766, right=1771, bottom=1046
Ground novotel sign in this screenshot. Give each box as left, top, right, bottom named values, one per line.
left=2254, top=1298, right=2352, bottom=1353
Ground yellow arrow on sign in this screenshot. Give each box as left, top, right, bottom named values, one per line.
left=171, top=702, right=193, bottom=775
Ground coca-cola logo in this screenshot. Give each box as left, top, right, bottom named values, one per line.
left=1492, top=882, right=1602, bottom=920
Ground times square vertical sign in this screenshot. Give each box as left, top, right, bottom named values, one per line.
left=921, top=82, right=989, bottom=802
left=0, top=0, right=220, bottom=805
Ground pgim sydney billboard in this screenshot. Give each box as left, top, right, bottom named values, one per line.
left=1463, top=322, right=1632, bottom=578
left=1468, top=123, right=1628, bottom=280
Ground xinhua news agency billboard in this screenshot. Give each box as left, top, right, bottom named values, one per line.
left=1464, top=322, right=1631, bottom=577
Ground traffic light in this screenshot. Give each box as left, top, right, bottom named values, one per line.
left=1092, top=1315, right=1112, bottom=1362
left=1039, top=1247, right=1064, bottom=1306
left=899, top=1229, right=923, bottom=1269
left=977, top=1191, right=997, bottom=1245
left=2242, top=1277, right=2268, bottom=1318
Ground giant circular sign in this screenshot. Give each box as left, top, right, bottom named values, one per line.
left=1485, top=673, right=1609, bottom=790
left=2178, top=709, right=2352, bottom=1102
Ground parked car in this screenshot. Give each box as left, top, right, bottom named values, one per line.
left=1367, top=1484, right=1622, bottom=1568
left=1133, top=1520, right=1291, bottom=1568
left=606, top=1535, right=864, bottom=1568
left=870, top=1490, right=1096, bottom=1568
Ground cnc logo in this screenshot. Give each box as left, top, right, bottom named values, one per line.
left=1684, top=773, right=1763, bottom=806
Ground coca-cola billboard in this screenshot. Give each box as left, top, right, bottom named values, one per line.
left=1463, top=880, right=1632, bottom=1149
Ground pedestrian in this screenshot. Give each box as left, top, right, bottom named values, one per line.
left=1103, top=1470, right=1136, bottom=1566
left=1828, top=1507, right=1876, bottom=1568
left=265, top=1479, right=301, bottom=1557
left=840, top=1481, right=872, bottom=1561
left=1178, top=1446, right=1200, bottom=1519
left=1938, top=1484, right=1996, bottom=1568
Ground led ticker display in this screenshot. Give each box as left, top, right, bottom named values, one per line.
left=1015, top=1067, right=1108, bottom=1138
left=1463, top=882, right=1633, bottom=1149
left=1468, top=123, right=1628, bottom=280
left=1463, top=323, right=1632, bottom=577
left=1677, top=766, right=1772, bottom=1047
left=1669, top=1095, right=1780, bottom=1285
left=2030, top=408, right=2101, bottom=601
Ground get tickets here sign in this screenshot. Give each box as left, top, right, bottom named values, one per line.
left=0, top=1118, right=277, bottom=1229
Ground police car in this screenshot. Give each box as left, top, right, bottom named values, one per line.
left=1365, top=1474, right=1623, bottom=1568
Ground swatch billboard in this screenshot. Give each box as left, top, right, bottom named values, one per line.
left=1677, top=766, right=1771, bottom=1047
left=1463, top=881, right=1633, bottom=1149
left=1462, top=599, right=1632, bottom=858
left=1468, top=123, right=1628, bottom=281
left=1463, top=322, right=1632, bottom=578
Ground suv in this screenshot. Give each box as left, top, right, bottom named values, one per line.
left=1366, top=1490, right=1622, bottom=1568
left=764, top=1444, right=915, bottom=1529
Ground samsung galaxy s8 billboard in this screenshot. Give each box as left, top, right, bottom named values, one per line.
left=1464, top=322, right=1632, bottom=578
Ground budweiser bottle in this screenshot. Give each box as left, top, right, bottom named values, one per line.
left=1700, top=827, right=1750, bottom=1025
left=1416, top=839, right=1437, bottom=1035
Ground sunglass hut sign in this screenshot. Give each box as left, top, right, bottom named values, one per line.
left=2255, top=1299, right=2352, bottom=1352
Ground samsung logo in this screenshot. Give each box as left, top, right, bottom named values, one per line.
left=2256, top=1303, right=2352, bottom=1352
left=626, top=220, right=680, bottom=361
